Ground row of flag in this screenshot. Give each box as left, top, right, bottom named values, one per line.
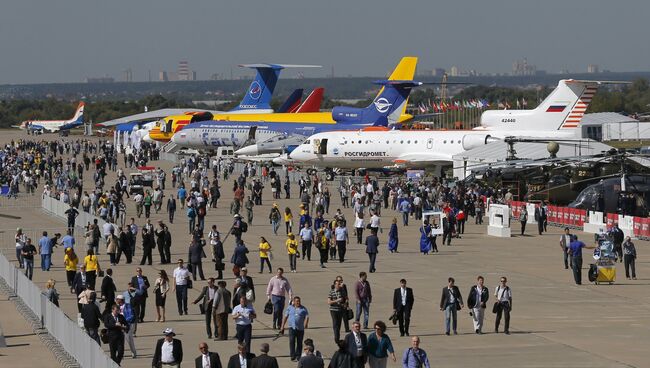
left=416, top=98, right=529, bottom=113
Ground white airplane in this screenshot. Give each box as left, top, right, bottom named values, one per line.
left=15, top=102, right=85, bottom=133
left=289, top=79, right=620, bottom=179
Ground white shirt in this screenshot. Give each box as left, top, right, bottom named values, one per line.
left=239, top=354, right=248, bottom=368
left=202, top=353, right=211, bottom=368
left=161, top=340, right=175, bottom=363
left=370, top=215, right=380, bottom=228
left=401, top=287, right=407, bottom=305
left=173, top=267, right=190, bottom=285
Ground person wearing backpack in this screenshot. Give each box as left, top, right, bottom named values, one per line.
left=269, top=204, right=281, bottom=235
left=187, top=206, right=197, bottom=235
left=400, top=336, right=430, bottom=368
left=116, top=295, right=138, bottom=358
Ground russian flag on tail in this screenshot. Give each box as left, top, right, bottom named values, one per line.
left=546, top=105, right=566, bottom=112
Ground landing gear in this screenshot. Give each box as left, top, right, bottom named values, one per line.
left=306, top=168, right=317, bottom=176
left=325, top=169, right=335, bottom=181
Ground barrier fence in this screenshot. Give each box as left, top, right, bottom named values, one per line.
left=509, top=200, right=650, bottom=240
left=0, top=251, right=118, bottom=368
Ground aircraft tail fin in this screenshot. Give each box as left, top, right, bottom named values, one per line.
left=277, top=89, right=304, bottom=113
left=232, top=64, right=321, bottom=112
left=71, top=102, right=85, bottom=123
left=295, top=87, right=324, bottom=113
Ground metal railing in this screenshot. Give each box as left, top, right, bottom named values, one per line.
left=0, top=251, right=118, bottom=368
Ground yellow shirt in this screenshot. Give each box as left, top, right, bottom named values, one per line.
left=84, top=255, right=99, bottom=272
left=259, top=241, right=271, bottom=258
left=286, top=239, right=298, bottom=255
left=64, top=254, right=78, bottom=272
left=284, top=213, right=293, bottom=222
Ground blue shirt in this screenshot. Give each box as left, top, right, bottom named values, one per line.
left=62, top=235, right=75, bottom=249
left=38, top=236, right=52, bottom=255
left=402, top=347, right=430, bottom=368
left=283, top=305, right=309, bottom=330
left=569, top=240, right=586, bottom=258
left=177, top=187, right=187, bottom=199
left=299, top=228, right=314, bottom=241
left=368, top=332, right=394, bottom=358
left=399, top=200, right=411, bottom=213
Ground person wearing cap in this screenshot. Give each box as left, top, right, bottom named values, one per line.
left=232, top=214, right=243, bottom=243
left=152, top=328, right=183, bottom=368
left=173, top=259, right=191, bottom=315
left=196, top=341, right=222, bottom=368
left=269, top=204, right=281, bottom=235
left=250, top=343, right=279, bottom=368
left=286, top=233, right=298, bottom=272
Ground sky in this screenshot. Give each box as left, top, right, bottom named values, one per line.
left=1, top=0, right=648, bottom=84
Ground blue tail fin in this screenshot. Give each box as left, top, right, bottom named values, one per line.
left=231, top=64, right=283, bottom=112
left=332, top=81, right=420, bottom=126
left=276, top=89, right=304, bottom=113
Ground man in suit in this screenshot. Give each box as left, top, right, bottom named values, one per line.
left=152, top=328, right=183, bottom=368
left=250, top=343, right=279, bottom=368
left=213, top=280, right=232, bottom=340
left=72, top=265, right=88, bottom=313
left=193, top=278, right=218, bottom=339
left=188, top=239, right=206, bottom=281
left=466, top=275, right=489, bottom=334
left=100, top=268, right=116, bottom=315
left=297, top=345, right=324, bottom=368
left=364, top=229, right=379, bottom=273
left=559, top=227, right=572, bottom=269
left=344, top=321, right=368, bottom=368
left=104, top=303, right=129, bottom=365
left=81, top=292, right=102, bottom=344
left=226, top=343, right=256, bottom=368
left=130, top=267, right=150, bottom=323
left=195, top=342, right=222, bottom=368
left=439, top=277, right=464, bottom=335
left=534, top=203, right=546, bottom=235
left=392, top=278, right=414, bottom=336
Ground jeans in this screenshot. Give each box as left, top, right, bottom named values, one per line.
left=271, top=220, right=279, bottom=235
left=355, top=300, right=370, bottom=328
left=563, top=249, right=570, bottom=269
left=571, top=256, right=583, bottom=284
left=301, top=240, right=312, bottom=260
left=402, top=212, right=409, bottom=226
left=271, top=295, right=285, bottom=328
left=337, top=240, right=347, bottom=262
left=289, top=328, right=305, bottom=360
left=40, top=254, right=51, bottom=271
left=444, top=303, right=458, bottom=333
left=23, top=259, right=34, bottom=280
left=289, top=254, right=297, bottom=271
left=188, top=217, right=196, bottom=234
left=15, top=248, right=23, bottom=268
left=236, top=324, right=252, bottom=349
left=260, top=258, right=272, bottom=273
left=176, top=284, right=188, bottom=314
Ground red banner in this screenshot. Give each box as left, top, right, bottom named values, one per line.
left=606, top=213, right=617, bottom=230
left=641, top=218, right=650, bottom=238
left=576, top=209, right=587, bottom=227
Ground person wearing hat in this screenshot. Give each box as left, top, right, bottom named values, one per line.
left=232, top=214, right=244, bottom=243
left=152, top=328, right=183, bottom=368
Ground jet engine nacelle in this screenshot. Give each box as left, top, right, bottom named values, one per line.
left=332, top=106, right=365, bottom=124
left=462, top=134, right=498, bottom=151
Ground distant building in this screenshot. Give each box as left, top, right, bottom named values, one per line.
left=450, top=66, right=460, bottom=77
left=84, top=76, right=114, bottom=83
left=159, top=71, right=168, bottom=82
left=512, top=58, right=537, bottom=76
left=122, top=68, right=133, bottom=82
left=159, top=61, right=197, bottom=81
left=587, top=64, right=600, bottom=74
left=432, top=68, right=446, bottom=77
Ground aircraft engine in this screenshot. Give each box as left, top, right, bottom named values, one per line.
left=462, top=134, right=498, bottom=151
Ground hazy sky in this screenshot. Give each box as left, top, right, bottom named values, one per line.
left=1, top=0, right=648, bottom=84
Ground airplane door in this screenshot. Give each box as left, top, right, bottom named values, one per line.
left=164, top=119, right=173, bottom=133
left=247, top=126, right=257, bottom=141
left=318, top=139, right=328, bottom=154
left=427, top=138, right=434, bottom=149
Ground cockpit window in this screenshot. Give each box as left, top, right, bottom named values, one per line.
left=303, top=140, right=310, bottom=145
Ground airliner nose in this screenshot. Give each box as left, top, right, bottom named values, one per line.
left=142, top=133, right=154, bottom=142
left=289, top=147, right=307, bottom=161
left=170, top=133, right=185, bottom=144
left=234, top=144, right=259, bottom=156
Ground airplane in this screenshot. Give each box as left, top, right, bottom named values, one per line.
left=171, top=56, right=419, bottom=152
left=146, top=63, right=320, bottom=142
left=289, top=79, right=622, bottom=179
left=15, top=102, right=84, bottom=133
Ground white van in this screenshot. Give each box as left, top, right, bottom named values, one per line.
left=215, top=146, right=235, bottom=158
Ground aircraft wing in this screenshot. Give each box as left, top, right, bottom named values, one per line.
left=392, top=153, right=452, bottom=166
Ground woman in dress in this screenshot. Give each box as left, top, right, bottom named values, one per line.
left=154, top=270, right=170, bottom=322
left=387, top=218, right=399, bottom=253
left=419, top=221, right=432, bottom=255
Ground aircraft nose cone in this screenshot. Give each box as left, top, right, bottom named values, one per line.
left=142, top=134, right=153, bottom=142
left=234, top=145, right=258, bottom=156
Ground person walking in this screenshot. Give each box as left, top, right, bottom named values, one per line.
left=401, top=336, right=431, bottom=368
left=232, top=295, right=256, bottom=350
left=335, top=221, right=349, bottom=263
left=297, top=344, right=324, bottom=368
left=140, top=227, right=155, bottom=266
left=344, top=321, right=368, bottom=368
left=280, top=296, right=310, bottom=361
left=258, top=237, right=272, bottom=273
left=84, top=249, right=101, bottom=289
left=568, top=235, right=594, bottom=285
left=623, top=236, right=637, bottom=280
left=81, top=291, right=102, bottom=344
left=387, top=218, right=398, bottom=253
left=21, top=238, right=37, bottom=280
left=210, top=227, right=225, bottom=279
left=100, top=268, right=117, bottom=314
left=269, top=204, right=281, bottom=235
left=166, top=194, right=177, bottom=224
left=329, top=340, right=354, bottom=368
left=104, top=303, right=129, bottom=365
left=559, top=227, right=572, bottom=269
left=367, top=320, right=396, bottom=368
left=419, top=221, right=432, bottom=255
left=195, top=342, right=222, bottom=368
left=38, top=231, right=53, bottom=271
left=64, top=247, right=79, bottom=291
left=328, top=279, right=348, bottom=342
left=494, top=276, right=512, bottom=334
left=354, top=272, right=372, bottom=329
left=173, top=259, right=191, bottom=315
left=154, top=270, right=170, bottom=322
left=115, top=294, right=138, bottom=359
left=467, top=275, right=489, bottom=334
left=266, top=268, right=293, bottom=330
left=392, top=279, right=414, bottom=337
left=286, top=233, right=299, bottom=273
left=299, top=223, right=314, bottom=261
left=519, top=205, right=527, bottom=236
left=231, top=241, right=250, bottom=277
left=193, top=278, right=219, bottom=339
left=365, top=229, right=379, bottom=273
left=439, top=277, right=463, bottom=335
left=152, top=328, right=183, bottom=368
left=226, top=343, right=256, bottom=368
left=250, top=343, right=279, bottom=368
left=131, top=267, right=150, bottom=323
left=44, top=279, right=60, bottom=307
left=212, top=280, right=232, bottom=341
left=188, top=239, right=206, bottom=281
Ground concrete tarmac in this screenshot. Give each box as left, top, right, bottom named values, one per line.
left=0, top=130, right=648, bottom=368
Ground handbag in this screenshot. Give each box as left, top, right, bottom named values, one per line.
left=98, top=270, right=105, bottom=278
left=492, top=302, right=501, bottom=314
left=199, top=303, right=205, bottom=315
left=100, top=328, right=109, bottom=344
left=264, top=300, right=273, bottom=314
left=214, top=260, right=225, bottom=271
left=389, top=311, right=398, bottom=325
left=187, top=279, right=193, bottom=289
left=346, top=308, right=354, bottom=320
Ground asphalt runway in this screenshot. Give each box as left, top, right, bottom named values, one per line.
left=0, top=130, right=648, bottom=368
